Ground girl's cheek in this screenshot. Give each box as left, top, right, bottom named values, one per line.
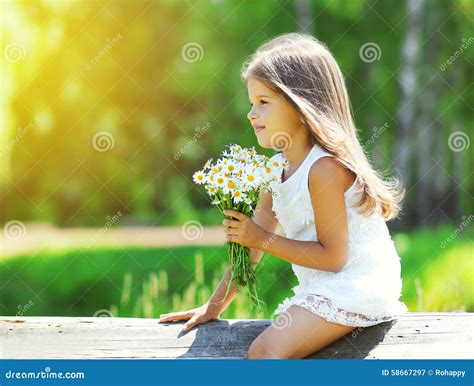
left=260, top=107, right=272, bottom=122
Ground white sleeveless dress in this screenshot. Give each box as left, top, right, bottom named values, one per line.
left=270, top=143, right=408, bottom=327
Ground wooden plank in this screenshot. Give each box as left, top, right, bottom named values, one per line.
left=0, top=313, right=472, bottom=359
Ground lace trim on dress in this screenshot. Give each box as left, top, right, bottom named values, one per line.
left=274, top=293, right=398, bottom=327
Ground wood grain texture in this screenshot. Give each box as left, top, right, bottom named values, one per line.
left=1, top=313, right=472, bottom=359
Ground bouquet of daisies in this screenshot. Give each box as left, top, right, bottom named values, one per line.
left=193, top=144, right=286, bottom=312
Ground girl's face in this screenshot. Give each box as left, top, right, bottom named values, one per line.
left=247, top=77, right=305, bottom=150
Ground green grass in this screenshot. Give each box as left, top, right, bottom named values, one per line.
left=391, top=224, right=473, bottom=310
left=0, top=244, right=295, bottom=319
left=413, top=244, right=472, bottom=311
left=1, top=223, right=472, bottom=319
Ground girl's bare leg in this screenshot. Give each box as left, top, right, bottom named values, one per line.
left=246, top=305, right=356, bottom=359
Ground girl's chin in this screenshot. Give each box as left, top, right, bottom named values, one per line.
left=255, top=137, right=273, bottom=149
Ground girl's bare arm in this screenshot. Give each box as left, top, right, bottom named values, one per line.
left=256, top=158, right=350, bottom=272
left=207, top=190, right=278, bottom=316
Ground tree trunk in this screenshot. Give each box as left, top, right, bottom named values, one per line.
left=295, top=0, right=314, bottom=35
left=393, top=0, right=424, bottom=226
left=414, top=0, right=444, bottom=225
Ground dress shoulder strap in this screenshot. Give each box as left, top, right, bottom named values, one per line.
left=302, top=144, right=361, bottom=198
left=297, top=143, right=335, bottom=181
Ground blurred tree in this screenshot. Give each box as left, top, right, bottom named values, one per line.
left=0, top=0, right=471, bottom=229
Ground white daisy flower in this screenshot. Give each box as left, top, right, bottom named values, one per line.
left=206, top=185, right=218, bottom=196
left=211, top=164, right=222, bottom=173
left=232, top=190, right=247, bottom=203
left=214, top=174, right=226, bottom=188
left=194, top=144, right=286, bottom=208
left=241, top=165, right=261, bottom=189
left=193, top=170, right=207, bottom=185
left=204, top=159, right=213, bottom=170
left=224, top=161, right=237, bottom=174
left=222, top=179, right=237, bottom=195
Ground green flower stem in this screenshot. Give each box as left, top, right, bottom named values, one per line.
left=223, top=238, right=265, bottom=314
left=211, top=190, right=265, bottom=314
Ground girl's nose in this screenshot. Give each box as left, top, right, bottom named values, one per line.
left=247, top=107, right=258, bottom=120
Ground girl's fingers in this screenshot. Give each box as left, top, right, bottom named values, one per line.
left=163, top=312, right=189, bottom=319
left=223, top=209, right=247, bottom=221
left=159, top=311, right=192, bottom=322
left=222, top=219, right=239, bottom=228
left=159, top=316, right=187, bottom=322
left=225, top=228, right=240, bottom=236
left=182, top=316, right=198, bottom=332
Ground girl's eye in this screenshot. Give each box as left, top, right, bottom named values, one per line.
left=249, top=100, right=268, bottom=107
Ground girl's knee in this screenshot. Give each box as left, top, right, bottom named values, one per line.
left=246, top=338, right=289, bottom=359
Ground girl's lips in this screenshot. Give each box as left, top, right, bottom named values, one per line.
left=254, top=126, right=266, bottom=133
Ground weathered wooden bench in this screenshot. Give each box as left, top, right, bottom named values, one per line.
left=1, top=313, right=472, bottom=359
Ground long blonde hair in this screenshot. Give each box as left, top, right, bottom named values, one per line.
left=241, top=32, right=405, bottom=221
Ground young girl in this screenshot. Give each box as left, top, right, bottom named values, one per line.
left=159, top=32, right=408, bottom=359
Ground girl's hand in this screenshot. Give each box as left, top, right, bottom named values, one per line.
left=158, top=303, right=220, bottom=332
left=222, top=209, right=269, bottom=250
